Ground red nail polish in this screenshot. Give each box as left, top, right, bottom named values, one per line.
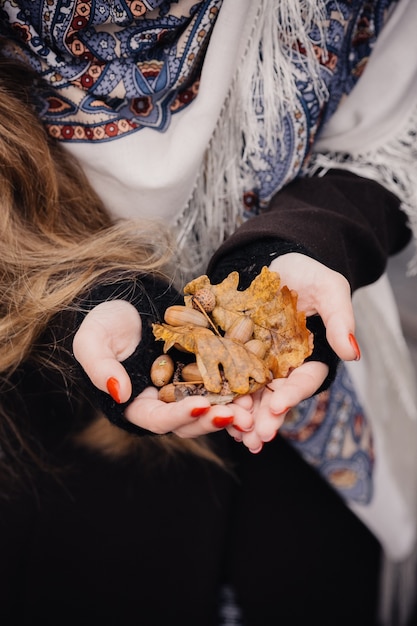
left=107, top=377, right=121, bottom=403
left=212, top=416, right=234, bottom=429
left=348, top=333, right=361, bottom=361
left=233, top=424, right=253, bottom=433
left=190, top=406, right=210, bottom=417
left=273, top=407, right=289, bottom=417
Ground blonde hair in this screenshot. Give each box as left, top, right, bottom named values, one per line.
left=0, top=59, right=223, bottom=491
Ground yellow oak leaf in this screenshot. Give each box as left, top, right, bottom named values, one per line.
left=151, top=323, right=271, bottom=395
left=152, top=267, right=313, bottom=403
left=184, top=266, right=312, bottom=378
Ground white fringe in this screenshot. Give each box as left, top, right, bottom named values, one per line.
left=173, top=0, right=327, bottom=282
left=306, top=104, right=417, bottom=276
left=380, top=549, right=417, bottom=626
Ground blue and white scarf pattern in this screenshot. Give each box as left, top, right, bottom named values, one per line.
left=0, top=0, right=393, bottom=163
left=0, top=0, right=222, bottom=139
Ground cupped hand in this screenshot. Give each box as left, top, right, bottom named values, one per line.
left=269, top=253, right=359, bottom=361
left=233, top=360, right=329, bottom=453
left=233, top=253, right=359, bottom=453
left=124, top=386, right=253, bottom=438
left=73, top=300, right=142, bottom=403
left=73, top=300, right=254, bottom=437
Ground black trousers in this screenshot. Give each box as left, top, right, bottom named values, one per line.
left=0, top=433, right=381, bottom=626
left=226, top=435, right=382, bottom=626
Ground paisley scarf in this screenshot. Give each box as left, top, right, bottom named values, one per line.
left=0, top=0, right=393, bottom=169
left=0, top=0, right=222, bottom=139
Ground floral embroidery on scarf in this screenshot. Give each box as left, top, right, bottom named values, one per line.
left=241, top=0, right=397, bottom=216
left=0, top=0, right=395, bottom=154
left=0, top=0, right=222, bottom=141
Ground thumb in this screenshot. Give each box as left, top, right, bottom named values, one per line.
left=73, top=300, right=142, bottom=402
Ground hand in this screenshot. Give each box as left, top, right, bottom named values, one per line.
left=269, top=253, right=359, bottom=361
left=233, top=253, right=360, bottom=453
left=124, top=386, right=253, bottom=439
left=233, top=360, right=329, bottom=453
left=73, top=300, right=254, bottom=437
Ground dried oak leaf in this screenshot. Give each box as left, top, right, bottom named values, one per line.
left=184, top=266, right=313, bottom=378
left=195, top=333, right=270, bottom=395
left=152, top=324, right=271, bottom=395
left=152, top=324, right=213, bottom=354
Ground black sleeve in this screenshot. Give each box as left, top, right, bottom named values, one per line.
left=208, top=169, right=412, bottom=292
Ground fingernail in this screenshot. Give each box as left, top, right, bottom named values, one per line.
left=272, top=406, right=289, bottom=417
left=212, top=416, right=234, bottom=429
left=348, top=333, right=361, bottom=361
left=262, top=432, right=277, bottom=443
left=190, top=406, right=210, bottom=417
left=249, top=444, right=263, bottom=454
left=106, top=377, right=121, bottom=403
left=233, top=424, right=254, bottom=433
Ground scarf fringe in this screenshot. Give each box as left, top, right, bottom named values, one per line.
left=174, top=0, right=327, bottom=281
left=307, top=104, right=417, bottom=276
left=380, top=548, right=417, bottom=626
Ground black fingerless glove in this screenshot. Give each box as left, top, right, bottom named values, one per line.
left=207, top=238, right=340, bottom=393
left=72, top=275, right=185, bottom=436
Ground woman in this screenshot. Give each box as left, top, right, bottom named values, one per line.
left=0, top=1, right=416, bottom=624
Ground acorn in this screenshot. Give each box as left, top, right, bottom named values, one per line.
left=158, top=383, right=177, bottom=403
left=181, top=362, right=204, bottom=383
left=150, top=354, right=175, bottom=387
left=224, top=316, right=254, bottom=344
left=192, top=288, right=216, bottom=313
left=244, top=338, right=267, bottom=359
left=164, top=305, right=209, bottom=328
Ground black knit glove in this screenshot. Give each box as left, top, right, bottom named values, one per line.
left=71, top=275, right=185, bottom=435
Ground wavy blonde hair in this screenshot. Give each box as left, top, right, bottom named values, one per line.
left=0, top=59, right=223, bottom=491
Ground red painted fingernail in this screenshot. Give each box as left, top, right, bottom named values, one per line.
left=233, top=424, right=253, bottom=433
left=348, top=333, right=361, bottom=361
left=190, top=406, right=210, bottom=417
left=106, top=377, right=121, bottom=403
left=272, top=406, right=289, bottom=417
left=212, top=416, right=234, bottom=429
